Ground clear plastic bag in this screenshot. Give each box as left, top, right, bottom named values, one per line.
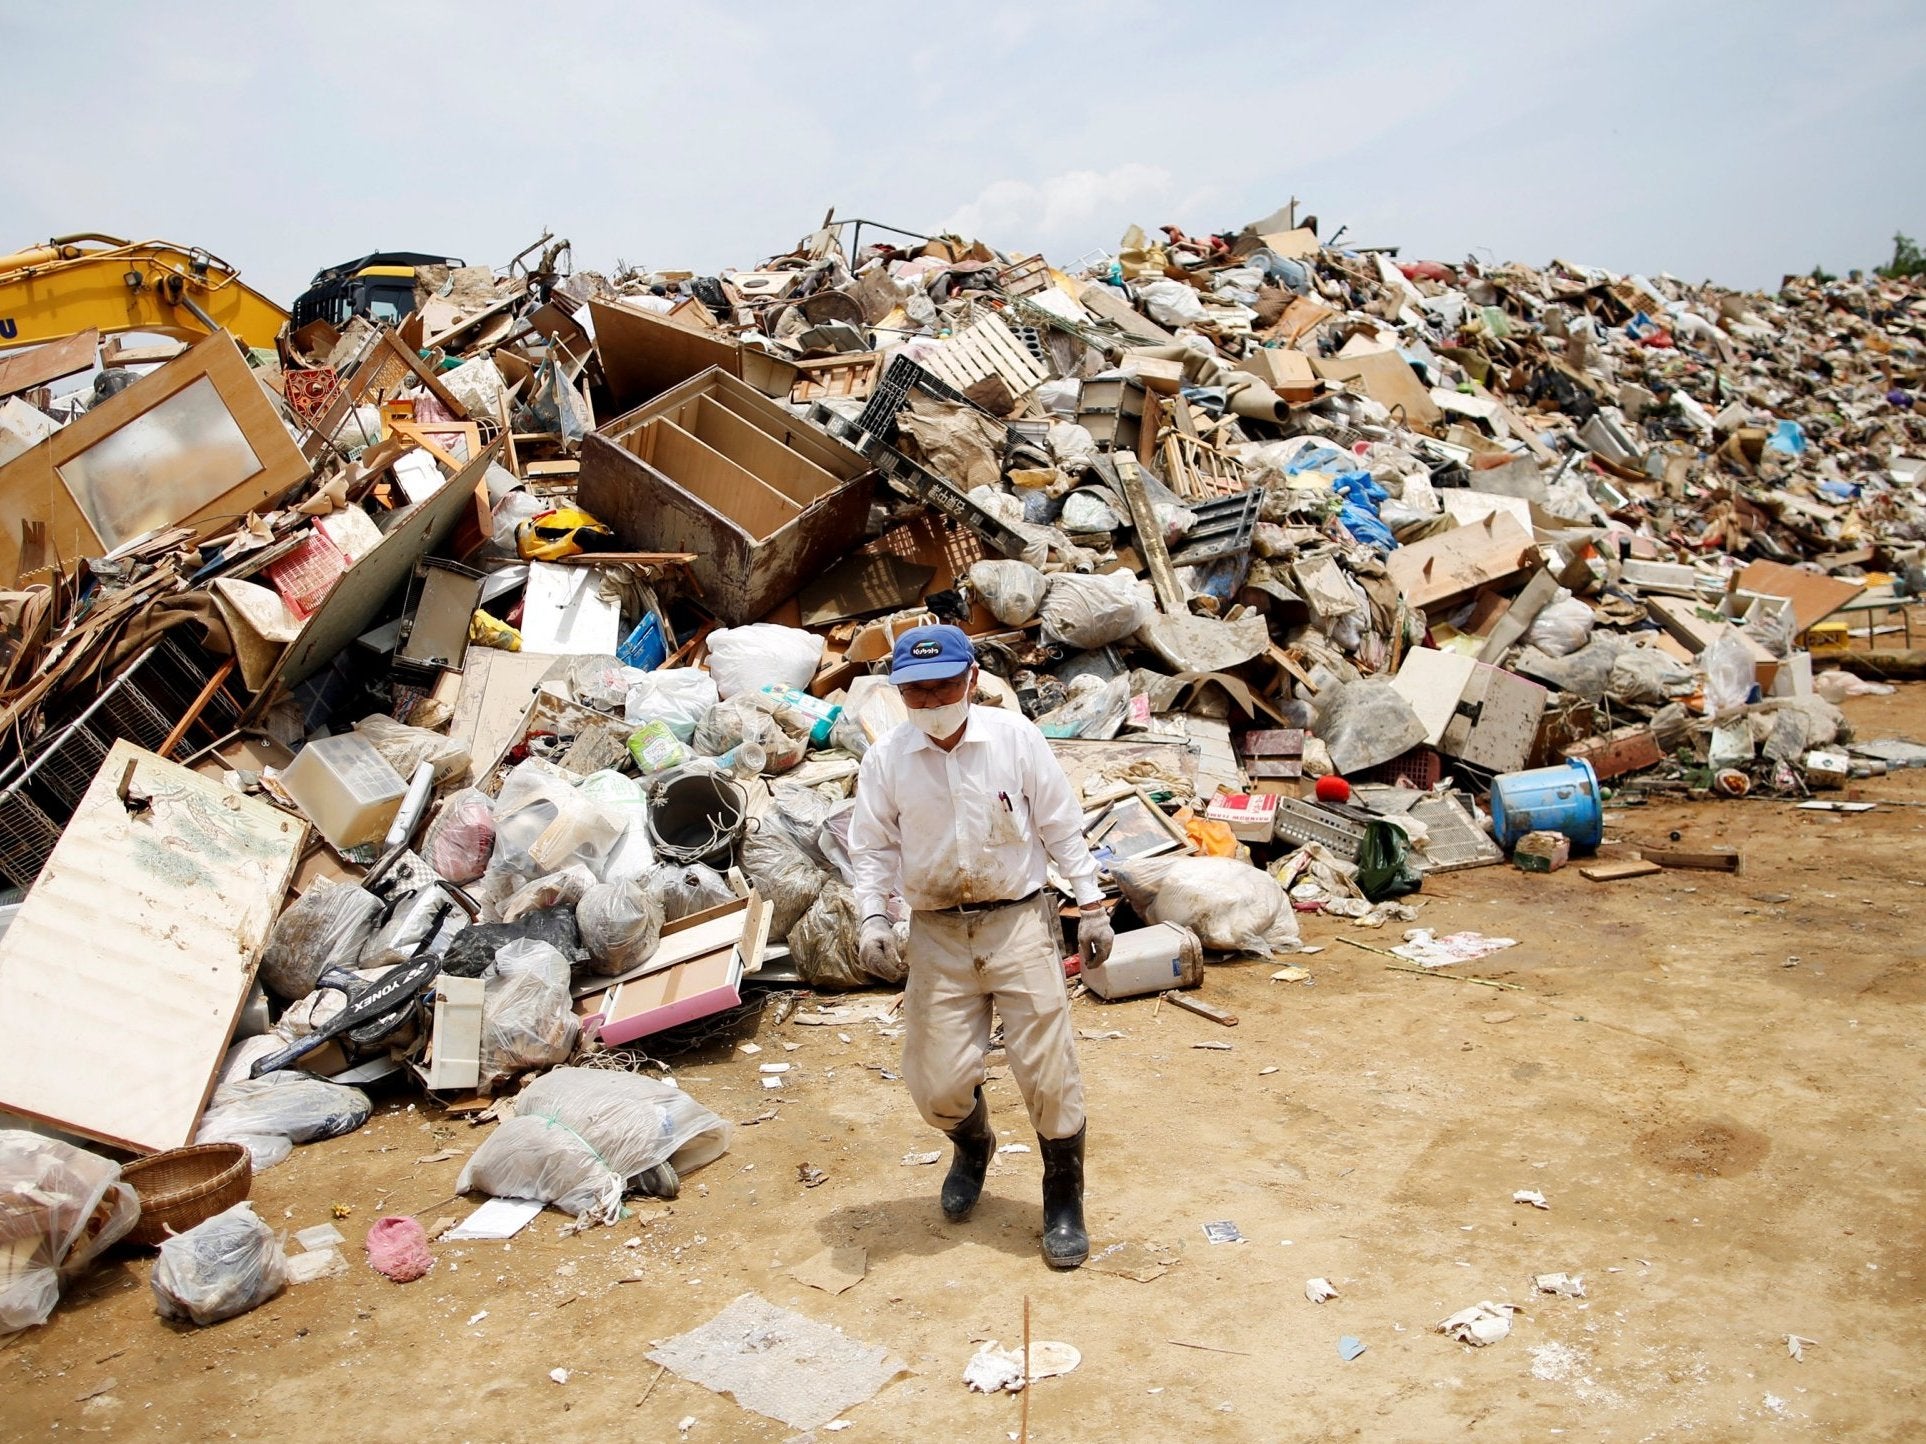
left=1109, top=854, right=1301, bottom=956
left=499, top=863, right=597, bottom=924
left=622, top=667, right=719, bottom=742
left=0, top=1131, right=139, bottom=1335
left=575, top=877, right=665, bottom=977
left=357, top=882, right=466, bottom=969
left=423, top=788, right=496, bottom=884
left=478, top=940, right=578, bottom=1087
left=150, top=1203, right=286, bottom=1327
left=353, top=714, right=471, bottom=786
left=1814, top=670, right=1895, bottom=704
left=1602, top=646, right=1694, bottom=708
left=1523, top=595, right=1596, bottom=659
left=1699, top=629, right=1757, bottom=717
left=703, top=624, right=824, bottom=700
left=644, top=864, right=735, bottom=923
left=741, top=829, right=831, bottom=938
left=195, top=1055, right=373, bottom=1171
left=488, top=760, right=626, bottom=879
left=258, top=879, right=384, bottom=1001
left=456, top=1067, right=731, bottom=1226
left=1038, top=571, right=1153, bottom=649
left=789, top=881, right=895, bottom=987
left=969, top=559, right=1048, bottom=626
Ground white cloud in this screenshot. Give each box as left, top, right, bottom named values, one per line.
left=941, top=163, right=1177, bottom=253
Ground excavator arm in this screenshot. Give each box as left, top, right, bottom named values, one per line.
left=0, top=234, right=288, bottom=353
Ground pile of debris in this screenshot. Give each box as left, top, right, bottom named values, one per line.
left=1, top=202, right=1923, bottom=1333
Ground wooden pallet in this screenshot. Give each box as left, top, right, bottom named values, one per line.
left=923, top=313, right=1048, bottom=399
left=1159, top=431, right=1248, bottom=500
left=790, top=352, right=885, bottom=404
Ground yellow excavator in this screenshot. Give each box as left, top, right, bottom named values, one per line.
left=0, top=233, right=289, bottom=353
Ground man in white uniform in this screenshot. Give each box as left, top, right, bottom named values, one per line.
left=850, top=624, right=1113, bottom=1269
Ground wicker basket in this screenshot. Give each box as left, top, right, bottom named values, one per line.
left=121, top=1143, right=252, bottom=1247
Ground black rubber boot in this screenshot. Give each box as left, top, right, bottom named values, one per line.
left=940, top=1087, right=994, bottom=1221
left=1039, top=1125, right=1088, bottom=1269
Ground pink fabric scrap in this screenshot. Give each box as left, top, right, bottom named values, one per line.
left=364, top=1215, right=434, bottom=1283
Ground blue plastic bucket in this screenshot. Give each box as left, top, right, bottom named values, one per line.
left=1489, top=757, right=1603, bottom=851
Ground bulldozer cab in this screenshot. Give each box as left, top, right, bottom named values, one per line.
left=290, top=251, right=463, bottom=331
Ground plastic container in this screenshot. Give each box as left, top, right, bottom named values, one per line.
left=627, top=720, right=688, bottom=774
left=1488, top=757, right=1602, bottom=851
left=758, top=685, right=842, bottom=745
left=281, top=733, right=408, bottom=850
left=1082, top=922, right=1205, bottom=1000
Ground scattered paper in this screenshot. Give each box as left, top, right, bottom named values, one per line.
left=414, top=1148, right=465, bottom=1165
left=649, top=1292, right=906, bottom=1431
left=1514, top=1190, right=1550, bottom=1210
left=1085, top=1240, right=1175, bottom=1282
left=739, top=1042, right=763, bottom=1055
left=763, top=1077, right=785, bottom=1090
left=1202, top=1220, right=1245, bottom=1245
left=1393, top=929, right=1519, bottom=968
left=1438, top=1301, right=1515, bottom=1346
left=1338, top=1335, right=1367, bottom=1361
left=294, top=1223, right=346, bottom=1252
left=1192, top=1041, right=1234, bottom=1051
left=287, top=1248, right=346, bottom=1284
left=549, top=1368, right=570, bottom=1384
left=1786, top=1334, right=1819, bottom=1363
left=444, top=1196, right=544, bottom=1241
left=1533, top=1272, right=1585, bottom=1298
left=466, top=1309, right=489, bottom=1326
left=793, top=1246, right=867, bottom=1296
left=760, top=1062, right=792, bottom=1074
left=1258, top=1066, right=1279, bottom=1076
left=963, top=1339, right=1081, bottom=1393
left=901, top=1150, right=942, bottom=1167
left=1305, top=1277, right=1338, bottom=1304
left=996, top=1142, right=1032, bottom=1155
left=1077, top=1028, right=1127, bottom=1041
left=1270, top=966, right=1311, bottom=983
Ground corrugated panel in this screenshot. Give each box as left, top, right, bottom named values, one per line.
left=0, top=741, right=304, bottom=1153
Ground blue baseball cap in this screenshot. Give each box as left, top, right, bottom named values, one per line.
left=889, top=624, right=975, bottom=684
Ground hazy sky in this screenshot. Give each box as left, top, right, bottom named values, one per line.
left=5, top=0, right=1924, bottom=309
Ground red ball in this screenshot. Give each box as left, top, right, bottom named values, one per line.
left=1315, top=775, right=1351, bottom=804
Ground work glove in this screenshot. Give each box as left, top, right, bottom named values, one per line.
left=1077, top=908, right=1115, bottom=969
left=859, top=915, right=904, bottom=982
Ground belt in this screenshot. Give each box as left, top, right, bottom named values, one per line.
left=923, top=888, right=1041, bottom=918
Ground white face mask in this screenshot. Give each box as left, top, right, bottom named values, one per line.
left=905, top=697, right=970, bottom=739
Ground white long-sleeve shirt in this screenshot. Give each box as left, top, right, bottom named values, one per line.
left=849, top=705, right=1103, bottom=919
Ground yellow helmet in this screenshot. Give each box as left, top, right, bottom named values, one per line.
left=516, top=505, right=615, bottom=561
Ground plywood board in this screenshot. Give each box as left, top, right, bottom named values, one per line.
left=590, top=297, right=742, bottom=412
left=0, top=328, right=98, bottom=399
left=447, top=649, right=556, bottom=783
left=0, top=741, right=305, bottom=1152
left=1384, top=512, right=1536, bottom=611
left=1734, top=559, right=1866, bottom=635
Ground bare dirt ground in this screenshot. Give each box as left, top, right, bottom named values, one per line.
left=7, top=686, right=1925, bottom=1444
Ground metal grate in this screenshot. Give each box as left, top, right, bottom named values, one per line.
left=1407, top=795, right=1505, bottom=873
left=1269, top=796, right=1367, bottom=858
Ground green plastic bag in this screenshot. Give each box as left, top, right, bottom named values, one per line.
left=1357, top=819, right=1423, bottom=902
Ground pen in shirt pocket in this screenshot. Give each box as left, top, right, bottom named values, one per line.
left=998, top=790, right=1013, bottom=812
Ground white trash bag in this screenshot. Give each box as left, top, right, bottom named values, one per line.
left=1109, top=854, right=1301, bottom=956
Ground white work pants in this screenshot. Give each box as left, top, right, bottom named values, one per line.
left=901, top=897, right=1085, bottom=1141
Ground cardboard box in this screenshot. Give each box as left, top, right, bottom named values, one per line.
left=1206, top=791, right=1280, bottom=843
left=1238, top=348, right=1318, bottom=404
left=579, top=369, right=872, bottom=624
